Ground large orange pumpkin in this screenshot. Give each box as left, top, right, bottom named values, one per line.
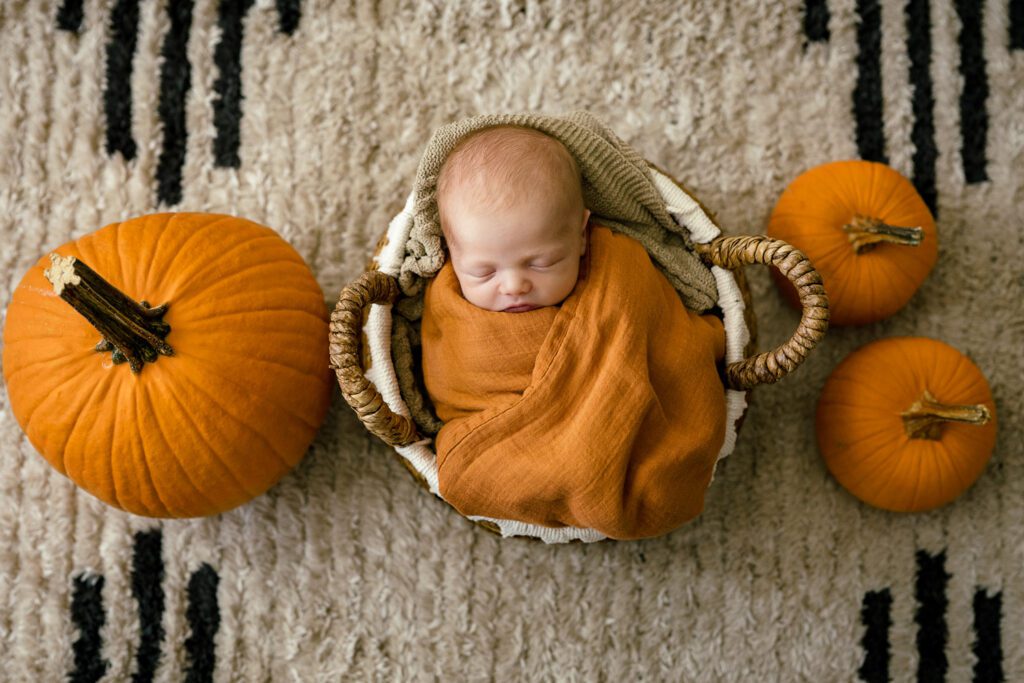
left=767, top=160, right=938, bottom=325
left=2, top=213, right=333, bottom=518
left=816, top=337, right=996, bottom=512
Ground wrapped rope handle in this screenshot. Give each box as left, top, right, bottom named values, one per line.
left=329, top=271, right=420, bottom=447
left=694, top=235, right=829, bottom=390
left=329, top=235, right=829, bottom=445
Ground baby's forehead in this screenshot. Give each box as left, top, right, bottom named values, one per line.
left=447, top=218, right=579, bottom=260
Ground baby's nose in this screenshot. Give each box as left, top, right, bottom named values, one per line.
left=499, top=272, right=531, bottom=296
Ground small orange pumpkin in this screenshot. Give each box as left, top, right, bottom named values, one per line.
left=767, top=160, right=938, bottom=325
left=816, top=337, right=997, bottom=512
left=2, top=213, right=333, bottom=518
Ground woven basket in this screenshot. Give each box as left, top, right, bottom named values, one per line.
left=328, top=165, right=829, bottom=543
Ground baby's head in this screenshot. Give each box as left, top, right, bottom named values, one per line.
left=437, top=126, right=591, bottom=313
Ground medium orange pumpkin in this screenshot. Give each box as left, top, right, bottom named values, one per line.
left=767, top=160, right=938, bottom=325
left=2, top=213, right=333, bottom=518
left=816, top=337, right=997, bottom=512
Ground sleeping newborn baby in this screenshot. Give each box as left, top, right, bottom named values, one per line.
left=421, top=124, right=727, bottom=540
left=436, top=125, right=591, bottom=313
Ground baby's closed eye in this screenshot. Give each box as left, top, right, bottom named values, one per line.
left=531, top=258, right=563, bottom=269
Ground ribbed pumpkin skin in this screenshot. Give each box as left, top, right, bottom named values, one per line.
left=767, top=160, right=938, bottom=325
left=816, top=337, right=997, bottom=512
left=2, top=213, right=333, bottom=518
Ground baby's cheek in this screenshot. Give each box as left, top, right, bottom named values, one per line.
left=456, top=276, right=491, bottom=305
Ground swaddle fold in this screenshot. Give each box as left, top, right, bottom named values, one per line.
left=422, top=226, right=727, bottom=540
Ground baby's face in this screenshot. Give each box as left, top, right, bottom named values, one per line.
left=445, top=191, right=590, bottom=313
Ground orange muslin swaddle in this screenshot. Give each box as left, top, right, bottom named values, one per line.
left=421, top=226, right=727, bottom=540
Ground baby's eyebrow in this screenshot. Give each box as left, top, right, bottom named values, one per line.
left=529, top=250, right=565, bottom=261
left=468, top=254, right=552, bottom=268
left=465, top=250, right=564, bottom=268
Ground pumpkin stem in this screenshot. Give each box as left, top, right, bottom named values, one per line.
left=843, top=215, right=924, bottom=254
left=44, top=254, right=173, bottom=374
left=901, top=390, right=991, bottom=440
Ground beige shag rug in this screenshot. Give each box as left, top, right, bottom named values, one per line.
left=1, top=0, right=1021, bottom=680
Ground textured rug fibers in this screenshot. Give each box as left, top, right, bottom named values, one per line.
left=1, top=0, right=1022, bottom=680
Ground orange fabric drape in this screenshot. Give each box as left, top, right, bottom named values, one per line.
left=422, top=226, right=726, bottom=540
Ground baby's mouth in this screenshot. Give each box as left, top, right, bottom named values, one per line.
left=503, top=303, right=538, bottom=313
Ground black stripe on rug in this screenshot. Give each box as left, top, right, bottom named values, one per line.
left=1012, top=0, right=1024, bottom=49
left=184, top=564, right=222, bottom=683
left=804, top=0, right=830, bottom=42
left=973, top=588, right=1004, bottom=682
left=853, top=0, right=887, bottom=163
left=57, top=0, right=84, bottom=33
left=213, top=0, right=256, bottom=168
left=156, top=0, right=195, bottom=206
left=69, top=574, right=109, bottom=683
left=915, top=550, right=950, bottom=681
left=954, top=0, right=990, bottom=184
left=131, top=530, right=166, bottom=683
left=104, top=0, right=140, bottom=161
left=906, top=0, right=938, bottom=215
left=858, top=589, right=892, bottom=683
left=277, top=0, right=302, bottom=35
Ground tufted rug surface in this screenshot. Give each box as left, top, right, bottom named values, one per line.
left=1, top=1, right=1022, bottom=680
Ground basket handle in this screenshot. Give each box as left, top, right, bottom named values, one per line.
left=694, top=235, right=829, bottom=391
left=329, top=271, right=420, bottom=447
